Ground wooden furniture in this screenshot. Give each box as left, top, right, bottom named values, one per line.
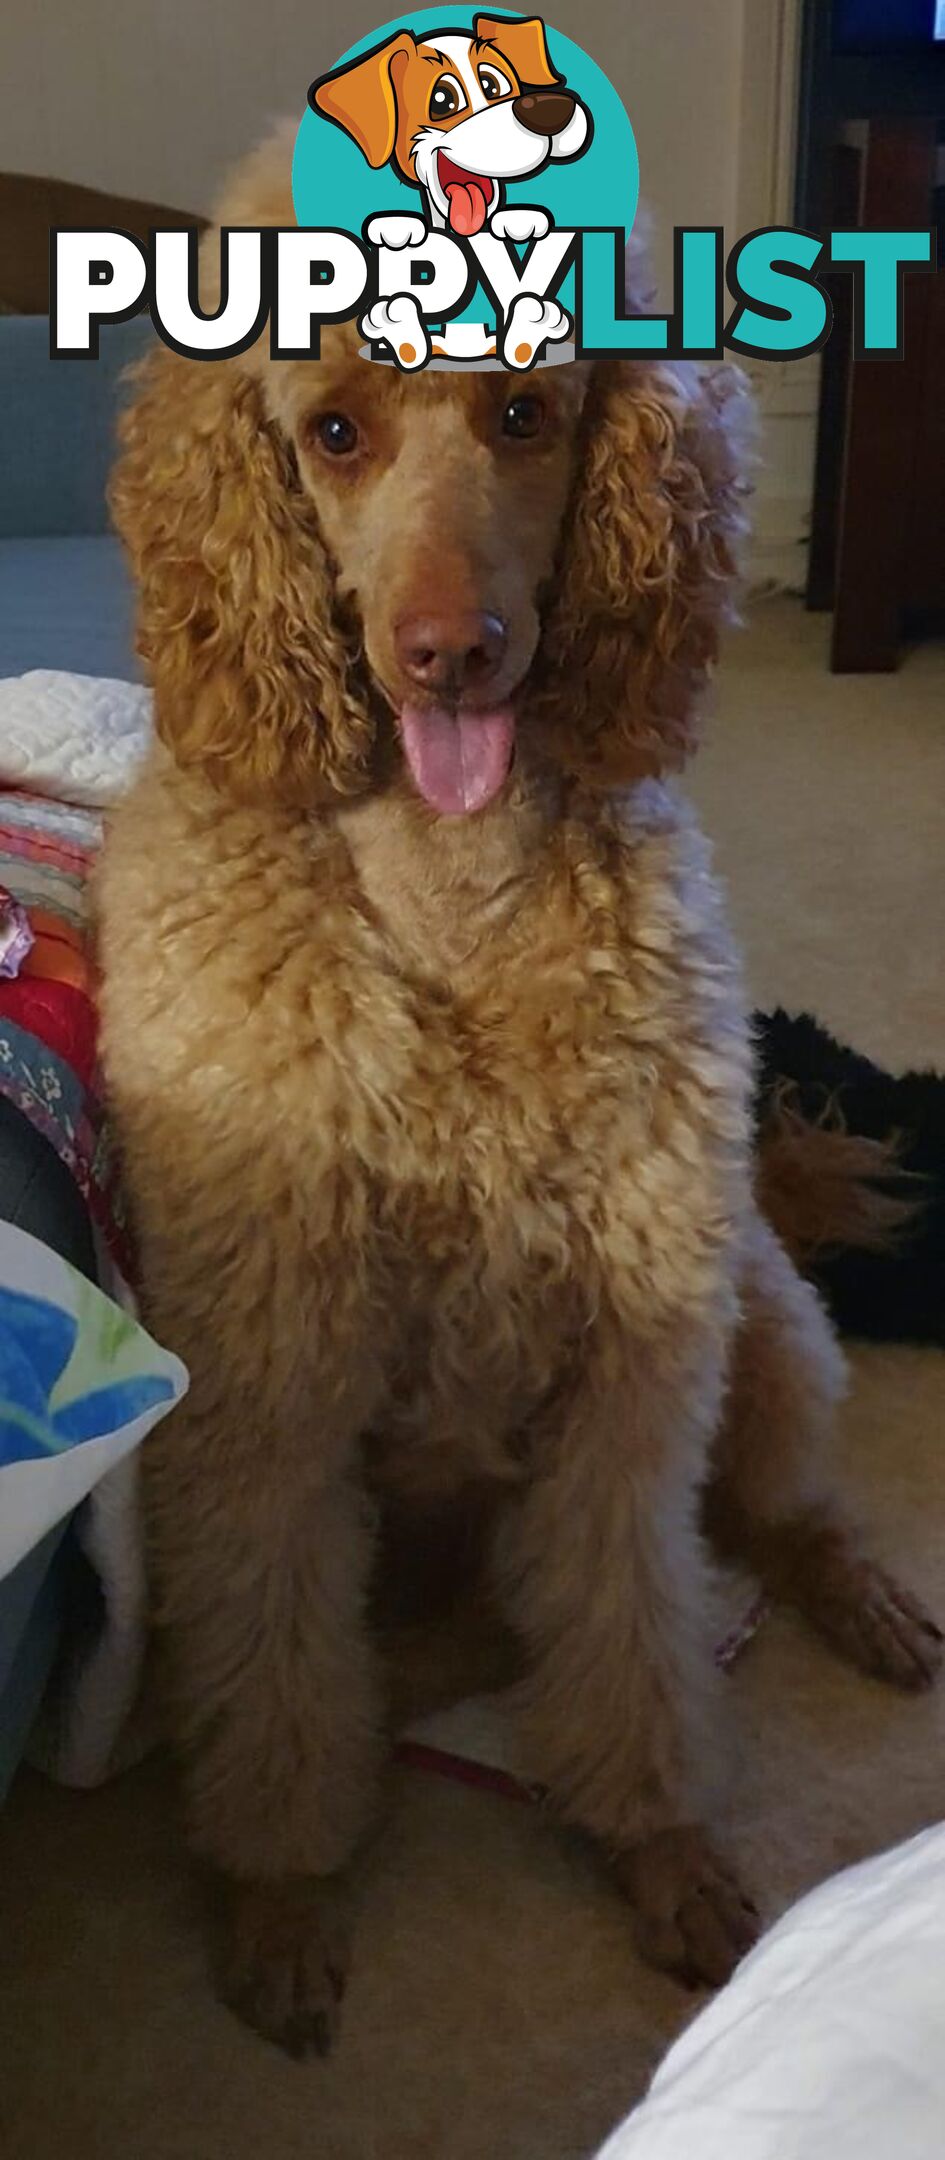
left=797, top=4, right=945, bottom=670
left=0, top=172, right=203, bottom=314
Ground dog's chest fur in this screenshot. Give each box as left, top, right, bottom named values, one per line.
left=100, top=764, right=752, bottom=1493
left=332, top=781, right=750, bottom=1485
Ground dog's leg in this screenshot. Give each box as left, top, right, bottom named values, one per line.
left=708, top=1212, right=943, bottom=1689
left=148, top=1407, right=381, bottom=2055
left=139, top=1220, right=385, bottom=2058
left=491, top=1328, right=760, bottom=1989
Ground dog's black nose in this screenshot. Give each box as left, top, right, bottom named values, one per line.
left=513, top=90, right=576, bottom=137
left=395, top=612, right=508, bottom=699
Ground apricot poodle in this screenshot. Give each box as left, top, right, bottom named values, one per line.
left=97, top=126, right=941, bottom=2056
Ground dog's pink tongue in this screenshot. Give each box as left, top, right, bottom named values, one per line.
left=444, top=179, right=490, bottom=236
left=398, top=704, right=515, bottom=816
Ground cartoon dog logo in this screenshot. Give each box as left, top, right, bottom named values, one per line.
left=309, top=15, right=592, bottom=367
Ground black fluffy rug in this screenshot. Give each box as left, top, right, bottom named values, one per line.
left=755, top=1010, right=945, bottom=1348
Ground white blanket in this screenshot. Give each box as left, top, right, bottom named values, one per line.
left=0, top=669, right=152, bottom=806
left=599, top=1822, right=945, bottom=2159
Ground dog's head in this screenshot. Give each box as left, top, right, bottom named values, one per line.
left=310, top=15, right=590, bottom=234
left=111, top=128, right=750, bottom=817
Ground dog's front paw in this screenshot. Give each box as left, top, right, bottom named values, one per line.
left=360, top=293, right=430, bottom=371
left=799, top=1548, right=943, bottom=1691
left=615, top=1825, right=760, bottom=1991
left=501, top=294, right=571, bottom=370
left=489, top=206, right=551, bottom=242
left=364, top=212, right=427, bottom=251
left=219, top=1877, right=347, bottom=2059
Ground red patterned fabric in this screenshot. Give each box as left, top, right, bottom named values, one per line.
left=0, top=787, right=132, bottom=1278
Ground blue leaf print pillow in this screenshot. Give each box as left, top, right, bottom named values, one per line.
left=0, top=1226, right=188, bottom=1580
left=0, top=1283, right=175, bottom=1464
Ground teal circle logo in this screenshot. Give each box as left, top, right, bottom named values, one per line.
left=293, top=11, right=639, bottom=353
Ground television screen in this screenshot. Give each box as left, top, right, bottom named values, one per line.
left=834, top=0, right=945, bottom=48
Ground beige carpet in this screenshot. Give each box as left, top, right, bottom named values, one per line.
left=3, top=598, right=944, bottom=2160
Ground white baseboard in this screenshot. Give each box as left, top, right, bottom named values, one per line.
left=742, top=356, right=819, bottom=593
left=746, top=477, right=814, bottom=594
left=745, top=525, right=810, bottom=596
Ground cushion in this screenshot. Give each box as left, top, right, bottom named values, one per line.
left=0, top=313, right=155, bottom=539
left=0, top=537, right=138, bottom=681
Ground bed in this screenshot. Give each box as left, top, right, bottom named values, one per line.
left=0, top=306, right=155, bottom=1794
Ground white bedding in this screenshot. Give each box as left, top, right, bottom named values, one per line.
left=0, top=668, right=152, bottom=805
left=599, top=1821, right=945, bottom=2158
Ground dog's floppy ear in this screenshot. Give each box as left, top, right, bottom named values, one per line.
left=309, top=32, right=416, bottom=167
left=531, top=360, right=752, bottom=787
left=474, top=14, right=561, bottom=87
left=110, top=346, right=373, bottom=805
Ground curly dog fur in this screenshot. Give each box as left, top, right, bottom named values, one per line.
left=96, top=126, right=941, bottom=2053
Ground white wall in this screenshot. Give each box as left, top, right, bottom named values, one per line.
left=732, top=0, right=818, bottom=588
left=2, top=0, right=748, bottom=294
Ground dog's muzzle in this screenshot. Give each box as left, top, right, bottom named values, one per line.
left=513, top=90, right=577, bottom=137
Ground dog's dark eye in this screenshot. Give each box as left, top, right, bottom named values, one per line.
left=501, top=394, right=546, bottom=441
left=478, top=65, right=511, bottom=102
left=430, top=73, right=464, bottom=119
left=315, top=412, right=359, bottom=457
